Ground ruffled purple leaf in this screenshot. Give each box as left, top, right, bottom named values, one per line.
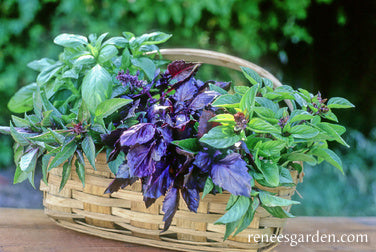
left=127, top=143, right=156, bottom=177
left=143, top=161, right=173, bottom=199
left=120, top=123, right=155, bottom=146
left=189, top=91, right=220, bottom=111
left=193, top=151, right=212, bottom=173
left=173, top=78, right=198, bottom=102
left=104, top=162, right=137, bottom=194
left=167, top=61, right=201, bottom=84
left=214, top=81, right=231, bottom=91
left=211, top=153, right=252, bottom=197
left=181, top=167, right=200, bottom=212
left=197, top=109, right=220, bottom=138
left=162, top=187, right=180, bottom=232
left=101, top=128, right=127, bottom=147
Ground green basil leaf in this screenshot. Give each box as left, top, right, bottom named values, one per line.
left=240, top=66, right=262, bottom=85
left=138, top=32, right=172, bottom=45
left=290, top=110, right=314, bottom=123
left=215, top=196, right=250, bottom=224
left=49, top=141, right=77, bottom=170
left=60, top=158, right=73, bottom=191
left=327, top=97, right=355, bottom=109
left=82, top=135, right=96, bottom=170
left=259, top=191, right=300, bottom=207
left=289, top=125, right=319, bottom=139
left=262, top=205, right=294, bottom=218
left=212, top=94, right=241, bottom=108
left=107, top=150, right=124, bottom=175
left=82, top=64, right=112, bottom=114
left=259, top=161, right=279, bottom=187
left=78, top=100, right=91, bottom=123
left=102, top=36, right=128, bottom=47
left=75, top=151, right=86, bottom=187
left=54, top=33, right=88, bottom=47
left=248, top=118, right=280, bottom=134
left=172, top=138, right=201, bottom=153
left=41, top=153, right=53, bottom=185
left=73, top=54, right=96, bottom=66
left=316, top=122, right=349, bottom=147
left=27, top=58, right=56, bottom=72
left=20, top=148, right=39, bottom=172
left=209, top=84, right=228, bottom=94
left=226, top=195, right=239, bottom=211
left=98, top=45, right=118, bottom=64
left=258, top=140, right=285, bottom=157
left=202, top=177, right=214, bottom=199
left=131, top=57, right=156, bottom=81
left=8, top=83, right=37, bottom=113
left=200, top=126, right=241, bottom=149
left=240, top=84, right=259, bottom=118
left=95, top=98, right=132, bottom=120
left=233, top=198, right=260, bottom=236
left=36, top=63, right=63, bottom=85
left=282, top=152, right=317, bottom=163
left=11, top=116, right=30, bottom=128
left=310, top=148, right=343, bottom=173
left=208, top=114, right=235, bottom=125
left=14, top=165, right=29, bottom=184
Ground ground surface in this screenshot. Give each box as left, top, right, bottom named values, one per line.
left=0, top=167, right=43, bottom=208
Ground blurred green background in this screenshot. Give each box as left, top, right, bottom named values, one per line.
left=0, top=0, right=375, bottom=215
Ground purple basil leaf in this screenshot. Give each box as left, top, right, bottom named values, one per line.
left=167, top=61, right=201, bottom=84
left=211, top=153, right=252, bottom=197
left=193, top=151, right=212, bottom=173
left=181, top=166, right=200, bottom=212
left=197, top=109, right=219, bottom=138
left=143, top=196, right=156, bottom=208
left=124, top=99, right=140, bottom=119
left=162, top=187, right=180, bottom=232
left=127, top=143, right=156, bottom=177
left=143, top=161, right=173, bottom=199
left=189, top=91, right=220, bottom=111
left=172, top=78, right=198, bottom=102
left=157, top=126, right=173, bottom=144
left=101, top=128, right=127, bottom=147
left=152, top=139, right=167, bottom=162
left=104, top=162, right=137, bottom=194
left=214, top=81, right=231, bottom=91
left=120, top=123, right=155, bottom=146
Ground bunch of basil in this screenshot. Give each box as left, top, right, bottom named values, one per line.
left=0, top=31, right=354, bottom=240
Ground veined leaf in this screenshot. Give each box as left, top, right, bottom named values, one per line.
left=8, top=83, right=37, bottom=113
left=327, top=97, right=355, bottom=109
left=310, top=148, right=343, bottom=173
left=233, top=198, right=260, bottom=236
left=240, top=84, right=259, bottom=118
left=240, top=67, right=262, bottom=85
left=54, top=33, right=88, bottom=47
left=259, top=161, right=279, bottom=187
left=289, top=125, right=319, bottom=139
left=20, top=148, right=39, bottom=172
left=60, top=157, right=73, bottom=191
left=95, top=98, right=132, bottom=120
left=82, top=135, right=96, bottom=170
left=262, top=205, right=295, bottom=218
left=259, top=191, right=300, bottom=207
left=49, top=141, right=77, bottom=170
left=215, top=196, right=250, bottom=224
left=200, top=126, right=241, bottom=149
left=202, top=177, right=214, bottom=199
left=248, top=118, right=280, bottom=134
left=212, top=94, right=241, bottom=108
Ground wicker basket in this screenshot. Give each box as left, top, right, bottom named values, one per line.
left=40, top=49, right=303, bottom=252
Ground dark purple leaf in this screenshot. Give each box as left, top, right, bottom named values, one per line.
left=214, top=81, right=231, bottom=90
left=162, top=187, right=180, bottom=232
left=124, top=99, right=140, bottom=119
left=189, top=91, right=220, bottom=111
left=193, top=151, right=211, bottom=173
left=120, top=123, right=155, bottom=146
left=127, top=143, right=156, bottom=177
left=152, top=139, right=167, bottom=162
left=143, top=196, right=156, bottom=208
left=211, top=153, right=252, bottom=197
left=181, top=167, right=200, bottom=212
left=197, top=109, right=219, bottom=138
left=101, top=128, right=127, bottom=147
left=173, top=78, right=198, bottom=102
left=143, top=161, right=173, bottom=199
left=167, top=61, right=201, bottom=84
left=104, top=162, right=137, bottom=193
left=157, top=126, right=173, bottom=144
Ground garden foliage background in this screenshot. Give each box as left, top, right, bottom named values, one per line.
left=0, top=0, right=375, bottom=215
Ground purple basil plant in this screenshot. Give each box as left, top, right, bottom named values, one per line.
left=101, top=61, right=252, bottom=231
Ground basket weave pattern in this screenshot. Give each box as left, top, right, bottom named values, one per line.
left=40, top=49, right=302, bottom=252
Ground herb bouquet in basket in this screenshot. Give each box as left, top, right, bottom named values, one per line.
left=1, top=31, right=354, bottom=251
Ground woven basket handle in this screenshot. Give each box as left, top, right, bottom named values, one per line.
left=158, top=48, right=282, bottom=88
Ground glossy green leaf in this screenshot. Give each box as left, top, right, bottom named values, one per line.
left=327, top=97, right=355, bottom=109
left=95, top=98, right=132, bottom=120
left=262, top=205, right=295, bottom=218
left=131, top=57, right=156, bottom=80
left=49, top=141, right=77, bottom=170
left=215, top=196, right=250, bottom=224
left=200, top=126, right=241, bottom=149
left=20, top=148, right=39, bottom=172
left=8, top=83, right=37, bottom=113
left=240, top=84, right=259, bottom=118
left=172, top=138, right=201, bottom=153
left=212, top=94, right=241, bottom=108
left=248, top=118, right=280, bottom=134
left=290, top=125, right=319, bottom=139
left=82, top=64, right=112, bottom=114
left=310, top=148, right=343, bottom=173
left=233, top=198, right=259, bottom=236
left=60, top=158, right=73, bottom=191
left=202, top=177, right=214, bottom=199
left=259, top=161, right=279, bottom=187
left=54, top=33, right=88, bottom=47
left=82, top=135, right=96, bottom=170
left=98, top=45, right=118, bottom=64
left=240, top=66, right=262, bottom=85
left=259, top=191, right=300, bottom=207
